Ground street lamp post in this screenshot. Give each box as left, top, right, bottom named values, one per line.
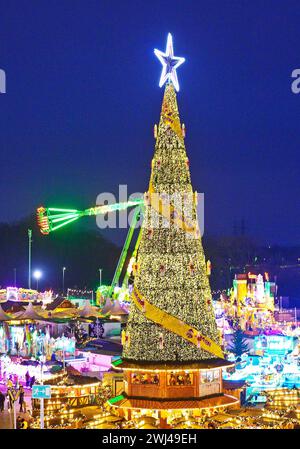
left=61, top=335, right=67, bottom=371
left=62, top=267, right=66, bottom=296
left=13, top=393, right=17, bottom=429
left=33, top=270, right=42, bottom=291
left=99, top=268, right=102, bottom=287
left=39, top=354, right=46, bottom=429
left=28, top=229, right=32, bottom=289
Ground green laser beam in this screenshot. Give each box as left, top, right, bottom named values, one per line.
left=51, top=216, right=81, bottom=231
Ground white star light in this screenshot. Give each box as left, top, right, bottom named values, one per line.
left=154, top=33, right=185, bottom=92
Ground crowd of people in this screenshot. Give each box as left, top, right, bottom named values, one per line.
left=0, top=374, right=34, bottom=429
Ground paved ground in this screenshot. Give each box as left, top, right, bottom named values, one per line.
left=0, top=384, right=32, bottom=429
left=0, top=384, right=107, bottom=429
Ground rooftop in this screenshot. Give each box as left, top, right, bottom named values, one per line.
left=108, top=394, right=239, bottom=410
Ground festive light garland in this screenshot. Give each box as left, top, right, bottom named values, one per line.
left=132, top=286, right=223, bottom=358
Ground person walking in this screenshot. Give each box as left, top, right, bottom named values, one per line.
left=6, top=376, right=13, bottom=389
left=14, top=374, right=19, bottom=390
left=18, top=385, right=25, bottom=413
left=16, top=416, right=22, bottom=429
left=21, top=418, right=28, bottom=429
left=0, top=390, right=5, bottom=412
left=7, top=387, right=14, bottom=411
left=29, top=375, right=35, bottom=389
left=25, top=371, right=30, bottom=388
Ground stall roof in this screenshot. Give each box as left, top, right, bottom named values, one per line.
left=80, top=338, right=122, bottom=356
left=0, top=305, right=14, bottom=321
left=109, top=300, right=128, bottom=316
left=78, top=302, right=104, bottom=319
left=46, top=297, right=76, bottom=311
left=14, top=302, right=46, bottom=321
left=108, top=394, right=238, bottom=410
left=2, top=301, right=26, bottom=313
left=223, top=380, right=246, bottom=390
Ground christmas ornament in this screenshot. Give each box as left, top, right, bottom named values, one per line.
left=146, top=228, right=154, bottom=239
left=194, top=191, right=198, bottom=205
left=189, top=261, right=196, bottom=275
left=206, top=260, right=212, bottom=276
left=159, top=264, right=166, bottom=276
left=197, top=332, right=202, bottom=348
left=186, top=329, right=194, bottom=339
left=159, top=332, right=164, bottom=350
left=144, top=192, right=150, bottom=205
left=182, top=123, right=186, bottom=137
left=132, top=263, right=139, bottom=276
left=121, top=329, right=126, bottom=346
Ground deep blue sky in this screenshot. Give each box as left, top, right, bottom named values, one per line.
left=0, top=0, right=300, bottom=245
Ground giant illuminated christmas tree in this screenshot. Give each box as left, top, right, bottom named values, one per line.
left=123, top=39, right=222, bottom=363
left=110, top=35, right=236, bottom=421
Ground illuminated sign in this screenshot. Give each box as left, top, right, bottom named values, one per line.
left=6, top=287, right=18, bottom=302
left=254, top=335, right=295, bottom=354
left=32, top=385, right=51, bottom=399
left=0, top=288, right=53, bottom=303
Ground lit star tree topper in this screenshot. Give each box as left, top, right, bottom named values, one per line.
left=154, top=33, right=185, bottom=92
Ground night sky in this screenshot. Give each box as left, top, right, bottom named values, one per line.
left=1, top=0, right=300, bottom=246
